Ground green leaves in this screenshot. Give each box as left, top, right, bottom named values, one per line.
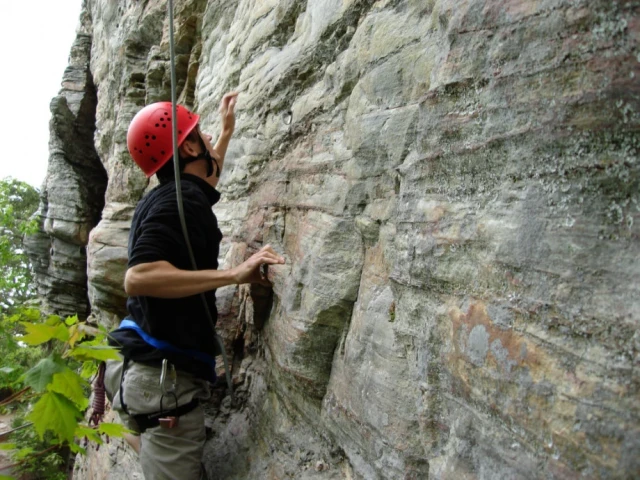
left=4, top=307, right=127, bottom=469
left=0, top=178, right=39, bottom=315
left=80, top=361, right=98, bottom=379
left=73, top=422, right=132, bottom=451
left=20, top=321, right=69, bottom=345
left=0, top=178, right=129, bottom=471
left=48, top=369, right=89, bottom=410
left=7, top=307, right=40, bottom=324
left=98, top=423, right=131, bottom=437
left=67, top=344, right=120, bottom=362
left=69, top=442, right=87, bottom=455
left=13, top=447, right=34, bottom=460
left=23, top=354, right=90, bottom=443
left=23, top=355, right=65, bottom=392
left=75, top=425, right=102, bottom=444
left=27, top=392, right=83, bottom=444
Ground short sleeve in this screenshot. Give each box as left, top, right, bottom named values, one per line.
left=128, top=195, right=208, bottom=268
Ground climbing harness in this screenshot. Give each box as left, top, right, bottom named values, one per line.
left=111, top=318, right=215, bottom=432
left=116, top=357, right=200, bottom=433
left=117, top=318, right=217, bottom=378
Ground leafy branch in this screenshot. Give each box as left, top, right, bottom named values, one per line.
left=1, top=311, right=129, bottom=479
left=0, top=178, right=40, bottom=315
left=0, top=386, right=30, bottom=408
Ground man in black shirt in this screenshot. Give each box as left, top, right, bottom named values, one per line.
left=104, top=93, right=284, bottom=480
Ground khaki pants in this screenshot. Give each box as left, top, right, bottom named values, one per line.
left=104, top=359, right=211, bottom=480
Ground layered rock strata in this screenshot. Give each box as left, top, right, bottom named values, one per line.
left=26, top=7, right=107, bottom=319
left=36, top=0, right=640, bottom=478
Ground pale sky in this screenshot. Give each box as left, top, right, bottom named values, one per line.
left=0, top=1, right=83, bottom=187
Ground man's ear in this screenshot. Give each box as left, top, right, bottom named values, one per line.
left=179, top=137, right=199, bottom=158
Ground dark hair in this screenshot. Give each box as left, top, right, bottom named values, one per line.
left=155, top=127, right=201, bottom=184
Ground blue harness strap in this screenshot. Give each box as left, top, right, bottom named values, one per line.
left=118, top=319, right=216, bottom=373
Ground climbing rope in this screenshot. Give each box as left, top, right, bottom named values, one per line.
left=167, top=0, right=234, bottom=400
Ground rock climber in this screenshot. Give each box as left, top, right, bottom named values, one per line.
left=103, top=92, right=285, bottom=480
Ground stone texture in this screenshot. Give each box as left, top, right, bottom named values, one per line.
left=25, top=4, right=107, bottom=319
left=33, top=0, right=640, bottom=479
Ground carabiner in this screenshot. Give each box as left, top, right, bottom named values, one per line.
left=159, top=358, right=177, bottom=395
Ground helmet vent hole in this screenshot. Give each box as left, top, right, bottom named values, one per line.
left=162, top=124, right=166, bottom=128
left=161, top=150, right=165, bottom=155
left=165, top=112, right=169, bottom=115
left=145, top=135, right=149, bottom=139
left=146, top=142, right=150, bottom=147
left=155, top=123, right=160, bottom=127
left=152, top=135, right=156, bottom=140
left=167, top=117, right=171, bottom=121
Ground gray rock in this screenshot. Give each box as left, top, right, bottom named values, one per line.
left=25, top=9, right=107, bottom=320
left=32, top=0, right=640, bottom=479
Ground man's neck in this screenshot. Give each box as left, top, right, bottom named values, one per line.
left=183, top=159, right=207, bottom=179
left=183, top=159, right=217, bottom=188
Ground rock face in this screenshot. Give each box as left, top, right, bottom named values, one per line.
left=26, top=6, right=107, bottom=319
left=33, top=0, right=639, bottom=478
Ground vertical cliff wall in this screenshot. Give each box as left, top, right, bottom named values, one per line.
left=27, top=6, right=107, bottom=319
left=32, top=0, right=639, bottom=478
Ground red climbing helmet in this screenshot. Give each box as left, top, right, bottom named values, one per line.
left=127, top=102, right=200, bottom=177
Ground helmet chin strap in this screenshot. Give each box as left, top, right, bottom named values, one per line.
left=194, top=136, right=220, bottom=178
